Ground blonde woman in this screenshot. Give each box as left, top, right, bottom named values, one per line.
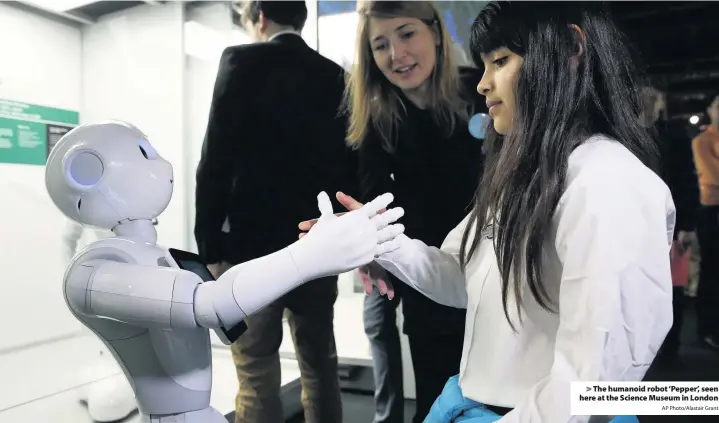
left=344, top=2, right=487, bottom=422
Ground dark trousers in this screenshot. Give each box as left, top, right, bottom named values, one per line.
left=364, top=288, right=404, bottom=423
left=407, top=332, right=464, bottom=423
left=363, top=289, right=465, bottom=423
left=696, top=206, right=719, bottom=338
left=229, top=276, right=342, bottom=423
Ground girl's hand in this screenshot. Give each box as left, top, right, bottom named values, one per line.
left=359, top=262, right=395, bottom=300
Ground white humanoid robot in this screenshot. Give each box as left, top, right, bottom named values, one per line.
left=63, top=219, right=139, bottom=422
left=45, top=120, right=405, bottom=423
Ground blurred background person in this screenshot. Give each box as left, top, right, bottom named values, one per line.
left=691, top=91, right=719, bottom=352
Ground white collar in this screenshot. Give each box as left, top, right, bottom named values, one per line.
left=268, top=30, right=300, bottom=42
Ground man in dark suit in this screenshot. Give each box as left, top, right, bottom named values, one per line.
left=194, top=2, right=356, bottom=422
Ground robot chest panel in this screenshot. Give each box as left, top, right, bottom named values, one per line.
left=118, top=327, right=212, bottom=385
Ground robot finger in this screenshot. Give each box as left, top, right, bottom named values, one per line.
left=316, top=191, right=334, bottom=217
left=375, top=236, right=403, bottom=256
left=362, top=193, right=394, bottom=217
left=377, top=223, right=404, bottom=244
left=372, top=207, right=404, bottom=230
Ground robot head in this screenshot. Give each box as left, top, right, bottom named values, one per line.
left=45, top=121, right=173, bottom=230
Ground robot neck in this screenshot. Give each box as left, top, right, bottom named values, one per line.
left=113, top=219, right=157, bottom=244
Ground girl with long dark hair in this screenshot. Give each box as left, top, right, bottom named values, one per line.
left=301, top=2, right=673, bottom=421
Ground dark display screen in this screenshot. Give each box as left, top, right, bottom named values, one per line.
left=176, top=258, right=214, bottom=282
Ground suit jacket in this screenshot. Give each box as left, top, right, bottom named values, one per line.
left=195, top=33, right=358, bottom=265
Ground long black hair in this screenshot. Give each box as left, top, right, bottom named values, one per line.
left=460, top=1, right=658, bottom=330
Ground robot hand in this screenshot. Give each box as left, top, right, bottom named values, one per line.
left=288, top=191, right=405, bottom=280
left=196, top=191, right=405, bottom=330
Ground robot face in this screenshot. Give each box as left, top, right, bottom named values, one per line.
left=46, top=121, right=174, bottom=229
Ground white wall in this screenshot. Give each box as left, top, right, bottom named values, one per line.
left=317, top=11, right=358, bottom=70
left=0, top=3, right=84, bottom=352
left=81, top=1, right=186, bottom=249
left=303, top=0, right=318, bottom=50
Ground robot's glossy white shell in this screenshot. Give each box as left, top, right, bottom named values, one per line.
left=45, top=121, right=174, bottom=230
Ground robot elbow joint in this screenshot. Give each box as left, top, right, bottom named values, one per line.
left=193, top=282, right=222, bottom=328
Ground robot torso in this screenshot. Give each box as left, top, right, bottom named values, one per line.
left=63, top=236, right=212, bottom=416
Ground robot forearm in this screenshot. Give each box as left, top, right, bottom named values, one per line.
left=193, top=241, right=326, bottom=329
left=66, top=259, right=203, bottom=329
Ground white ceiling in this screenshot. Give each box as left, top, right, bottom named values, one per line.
left=23, top=0, right=96, bottom=13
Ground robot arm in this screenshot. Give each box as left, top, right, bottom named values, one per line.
left=66, top=236, right=385, bottom=332
left=66, top=192, right=403, bottom=333
left=65, top=244, right=360, bottom=332
left=194, top=193, right=406, bottom=330
left=66, top=259, right=205, bottom=329
left=65, top=253, right=303, bottom=332
left=193, top=246, right=309, bottom=329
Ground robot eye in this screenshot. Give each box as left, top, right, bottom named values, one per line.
left=139, top=146, right=148, bottom=159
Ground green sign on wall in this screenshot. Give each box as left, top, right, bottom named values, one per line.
left=0, top=98, right=79, bottom=166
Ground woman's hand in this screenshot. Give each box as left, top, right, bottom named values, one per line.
left=298, top=191, right=384, bottom=238
left=359, top=262, right=396, bottom=300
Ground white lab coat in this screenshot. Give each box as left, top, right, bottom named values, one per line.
left=376, top=136, right=675, bottom=422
